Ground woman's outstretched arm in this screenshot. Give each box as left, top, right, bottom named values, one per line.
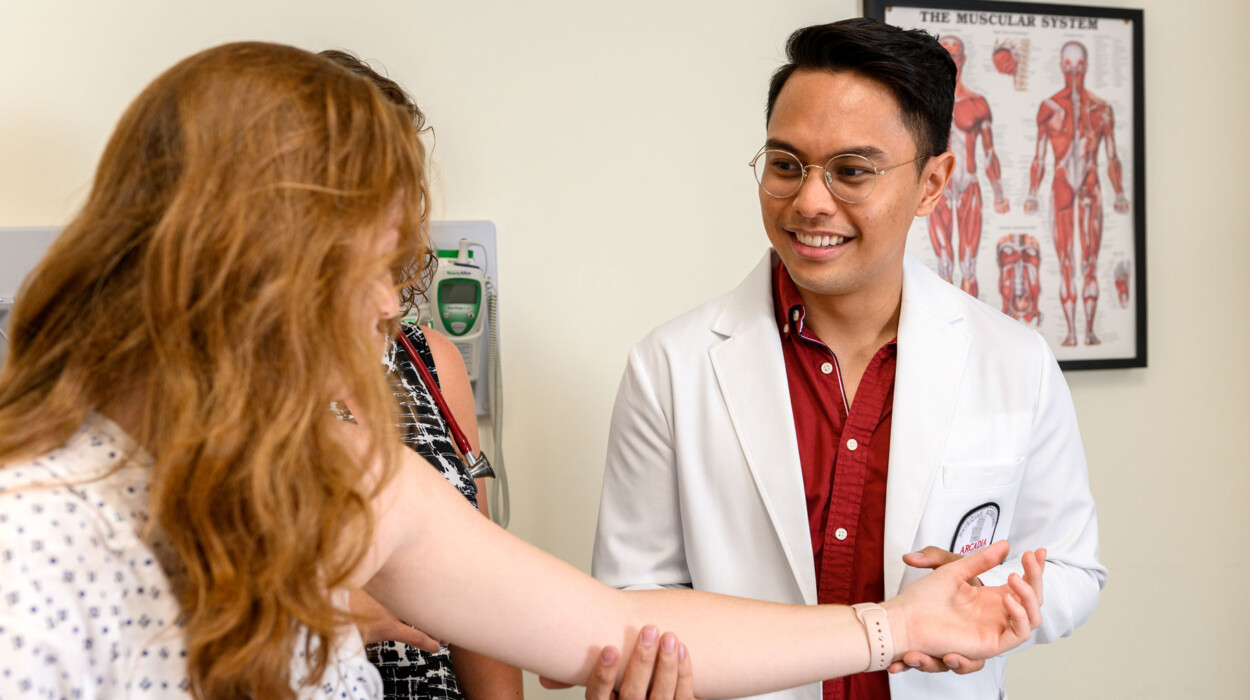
left=355, top=433, right=1042, bottom=698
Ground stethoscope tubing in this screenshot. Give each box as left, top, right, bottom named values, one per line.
left=395, top=328, right=495, bottom=480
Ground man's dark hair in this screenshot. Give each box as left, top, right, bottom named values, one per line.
left=766, top=18, right=956, bottom=159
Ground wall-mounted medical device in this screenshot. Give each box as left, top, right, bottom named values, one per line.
left=405, top=221, right=508, bottom=528
left=428, top=241, right=487, bottom=382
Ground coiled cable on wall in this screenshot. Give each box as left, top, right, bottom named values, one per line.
left=468, top=242, right=509, bottom=529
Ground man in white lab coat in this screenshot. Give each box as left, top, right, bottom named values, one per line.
left=592, top=18, right=1106, bottom=700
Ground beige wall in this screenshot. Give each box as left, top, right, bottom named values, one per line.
left=2, top=1, right=1247, bottom=697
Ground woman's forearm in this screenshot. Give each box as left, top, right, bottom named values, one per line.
left=359, top=438, right=1039, bottom=698
left=623, top=589, right=872, bottom=695
left=361, top=451, right=876, bottom=698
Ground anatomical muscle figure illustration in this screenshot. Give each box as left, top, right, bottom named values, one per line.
left=996, top=233, right=1042, bottom=325
left=1023, top=41, right=1130, bottom=347
left=929, top=35, right=1009, bottom=299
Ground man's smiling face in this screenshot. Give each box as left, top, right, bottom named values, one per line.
left=760, top=69, right=948, bottom=307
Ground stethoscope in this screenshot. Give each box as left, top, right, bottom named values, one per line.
left=394, top=329, right=496, bottom=481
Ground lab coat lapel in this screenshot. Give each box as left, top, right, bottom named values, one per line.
left=883, top=255, right=971, bottom=596
left=708, top=253, right=817, bottom=605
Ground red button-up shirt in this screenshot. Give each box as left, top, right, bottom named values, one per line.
left=774, top=262, right=896, bottom=700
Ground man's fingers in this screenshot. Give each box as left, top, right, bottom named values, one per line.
left=1008, top=570, right=1044, bottom=631
left=619, top=626, right=660, bottom=700
left=1002, top=581, right=1032, bottom=646
left=903, top=546, right=984, bottom=586
left=944, top=539, right=1010, bottom=581
left=647, top=633, right=680, bottom=700
left=902, top=546, right=957, bottom=570
left=583, top=646, right=622, bottom=700
left=941, top=653, right=983, bottom=675
left=1023, top=548, right=1046, bottom=606
left=892, top=652, right=985, bottom=674
left=675, top=643, right=696, bottom=700
left=892, top=651, right=951, bottom=673
left=1007, top=570, right=1040, bottom=627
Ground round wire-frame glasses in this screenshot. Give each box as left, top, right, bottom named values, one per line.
left=749, top=148, right=929, bottom=204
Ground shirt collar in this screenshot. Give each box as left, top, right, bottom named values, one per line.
left=771, top=259, right=899, bottom=349
left=772, top=259, right=809, bottom=338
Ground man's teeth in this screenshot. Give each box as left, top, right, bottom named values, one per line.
left=795, top=231, right=846, bottom=248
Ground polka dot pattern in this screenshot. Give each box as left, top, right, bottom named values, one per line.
left=0, top=413, right=383, bottom=698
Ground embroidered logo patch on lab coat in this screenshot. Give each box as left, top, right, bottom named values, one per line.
left=951, top=502, right=999, bottom=555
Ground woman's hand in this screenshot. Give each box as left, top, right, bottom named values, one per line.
left=348, top=589, right=442, bottom=653
left=883, top=541, right=1045, bottom=663
left=887, top=546, right=984, bottom=675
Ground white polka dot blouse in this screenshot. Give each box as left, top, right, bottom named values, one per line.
left=0, top=412, right=383, bottom=698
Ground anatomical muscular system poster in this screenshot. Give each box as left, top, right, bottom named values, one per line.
left=866, top=0, right=1146, bottom=369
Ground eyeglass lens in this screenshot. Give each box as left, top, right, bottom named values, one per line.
left=752, top=150, right=879, bottom=203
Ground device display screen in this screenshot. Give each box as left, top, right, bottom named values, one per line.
left=442, top=280, right=479, bottom=304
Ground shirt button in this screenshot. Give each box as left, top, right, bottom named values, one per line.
left=782, top=323, right=790, bottom=334
left=791, top=309, right=801, bottom=322
left=820, top=362, right=834, bottom=375
left=835, top=527, right=848, bottom=541
left=846, top=438, right=858, bottom=451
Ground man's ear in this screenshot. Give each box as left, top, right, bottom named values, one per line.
left=915, top=151, right=956, bottom=216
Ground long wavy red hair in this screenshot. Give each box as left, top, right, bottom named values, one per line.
left=0, top=42, right=429, bottom=698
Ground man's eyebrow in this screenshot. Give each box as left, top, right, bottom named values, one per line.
left=761, top=138, right=888, bottom=162
left=763, top=137, right=802, bottom=154
left=837, top=144, right=888, bottom=161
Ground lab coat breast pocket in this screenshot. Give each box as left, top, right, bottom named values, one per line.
left=919, top=458, right=1026, bottom=556
left=941, top=458, right=1026, bottom=492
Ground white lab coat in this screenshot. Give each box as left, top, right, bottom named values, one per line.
left=592, top=251, right=1106, bottom=700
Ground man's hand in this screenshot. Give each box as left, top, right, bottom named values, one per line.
left=1114, top=194, right=1130, bottom=214
left=994, top=196, right=1010, bottom=214
left=1023, top=196, right=1039, bottom=214
left=903, top=546, right=984, bottom=587
left=348, top=589, right=442, bottom=653
left=540, top=625, right=697, bottom=700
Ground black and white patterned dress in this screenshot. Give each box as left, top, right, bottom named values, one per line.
left=368, top=324, right=477, bottom=700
